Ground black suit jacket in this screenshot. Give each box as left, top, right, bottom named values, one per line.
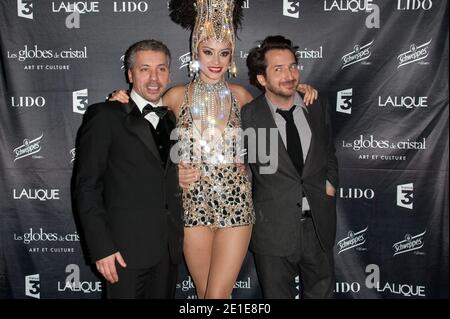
left=74, top=100, right=183, bottom=269
left=241, top=94, right=338, bottom=256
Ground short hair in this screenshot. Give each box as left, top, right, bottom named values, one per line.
left=246, top=35, right=299, bottom=91
left=124, top=39, right=171, bottom=70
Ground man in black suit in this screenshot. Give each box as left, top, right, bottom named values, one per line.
left=242, top=36, right=339, bottom=299
left=74, top=39, right=183, bottom=298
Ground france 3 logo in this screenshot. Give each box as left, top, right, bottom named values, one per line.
left=397, top=183, right=414, bottom=210
left=73, top=89, right=88, bottom=114
left=283, top=0, right=300, bottom=19
left=17, top=0, right=33, bottom=19
left=336, top=88, right=353, bottom=114
left=25, top=274, right=40, bottom=299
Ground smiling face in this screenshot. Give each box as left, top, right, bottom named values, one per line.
left=127, top=50, right=170, bottom=103
left=197, top=38, right=232, bottom=83
left=257, top=49, right=300, bottom=100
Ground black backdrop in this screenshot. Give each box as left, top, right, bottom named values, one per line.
left=0, top=0, right=448, bottom=299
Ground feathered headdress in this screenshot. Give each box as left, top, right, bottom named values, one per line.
left=169, top=0, right=244, bottom=76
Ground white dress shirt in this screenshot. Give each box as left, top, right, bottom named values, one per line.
left=130, top=90, right=163, bottom=129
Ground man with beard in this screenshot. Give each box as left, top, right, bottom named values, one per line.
left=242, top=35, right=339, bottom=299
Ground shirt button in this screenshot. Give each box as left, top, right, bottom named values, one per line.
left=159, top=145, right=163, bottom=149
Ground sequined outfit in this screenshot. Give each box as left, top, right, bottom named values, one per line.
left=177, top=80, right=255, bottom=228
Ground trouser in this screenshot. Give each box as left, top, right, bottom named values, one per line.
left=254, top=217, right=335, bottom=299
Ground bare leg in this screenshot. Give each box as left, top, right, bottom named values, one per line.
left=205, top=225, right=253, bottom=299
left=183, top=226, right=214, bottom=299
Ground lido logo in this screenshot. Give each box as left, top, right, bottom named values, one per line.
left=11, top=96, right=46, bottom=108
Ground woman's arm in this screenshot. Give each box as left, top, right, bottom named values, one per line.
left=229, top=83, right=253, bottom=109
left=162, top=85, right=186, bottom=116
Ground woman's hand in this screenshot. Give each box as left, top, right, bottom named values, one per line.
left=109, top=89, right=130, bottom=103
left=178, top=162, right=200, bottom=190
left=297, top=84, right=318, bottom=106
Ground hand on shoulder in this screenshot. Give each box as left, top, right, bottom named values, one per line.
left=228, top=83, right=253, bottom=108
left=109, top=89, right=129, bottom=104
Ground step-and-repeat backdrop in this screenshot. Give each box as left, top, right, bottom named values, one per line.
left=0, top=0, right=448, bottom=299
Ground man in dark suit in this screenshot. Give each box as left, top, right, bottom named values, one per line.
left=242, top=35, right=339, bottom=299
left=74, top=39, right=183, bottom=298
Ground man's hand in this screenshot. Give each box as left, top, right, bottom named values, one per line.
left=297, top=84, right=318, bottom=106
left=96, top=252, right=127, bottom=284
left=179, top=162, right=200, bottom=190
left=326, top=184, right=336, bottom=197
left=109, top=89, right=130, bottom=103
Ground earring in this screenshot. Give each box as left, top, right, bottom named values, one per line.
left=228, top=61, right=237, bottom=78
left=189, top=59, right=200, bottom=77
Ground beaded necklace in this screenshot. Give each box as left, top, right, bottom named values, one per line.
left=191, top=77, right=231, bottom=132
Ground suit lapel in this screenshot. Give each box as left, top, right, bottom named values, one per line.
left=122, top=100, right=162, bottom=163
left=253, top=96, right=300, bottom=180
left=162, top=111, right=177, bottom=176
left=301, top=104, right=315, bottom=176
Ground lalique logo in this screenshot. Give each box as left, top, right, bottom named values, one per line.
left=336, top=89, right=352, bottom=114
left=13, top=188, right=60, bottom=201
left=366, top=264, right=426, bottom=297
left=337, top=227, right=368, bottom=254
left=18, top=0, right=33, bottom=19
left=51, top=1, right=100, bottom=13
left=378, top=96, right=428, bottom=109
left=73, top=89, right=88, bottom=114
left=341, top=41, right=373, bottom=69
left=179, top=52, right=191, bottom=70
left=25, top=274, right=40, bottom=299
left=283, top=0, right=300, bottom=18
left=397, top=183, right=413, bottom=209
left=13, top=133, right=43, bottom=161
left=397, top=40, right=432, bottom=68
left=393, top=231, right=426, bottom=256
left=57, top=264, right=102, bottom=293
left=375, top=281, right=426, bottom=297
left=324, top=0, right=373, bottom=12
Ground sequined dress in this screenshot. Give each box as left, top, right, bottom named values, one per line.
left=177, top=81, right=255, bottom=228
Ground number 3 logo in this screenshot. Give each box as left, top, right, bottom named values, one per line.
left=283, top=0, right=300, bottom=18
left=287, top=0, right=300, bottom=14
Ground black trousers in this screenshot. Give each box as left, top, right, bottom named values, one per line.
left=254, top=217, right=335, bottom=299
left=106, top=249, right=178, bottom=299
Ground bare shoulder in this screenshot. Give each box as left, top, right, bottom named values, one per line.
left=228, top=83, right=253, bottom=109
left=163, top=84, right=187, bottom=115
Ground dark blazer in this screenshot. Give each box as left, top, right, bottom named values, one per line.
left=241, top=94, right=338, bottom=257
left=74, top=100, right=183, bottom=269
